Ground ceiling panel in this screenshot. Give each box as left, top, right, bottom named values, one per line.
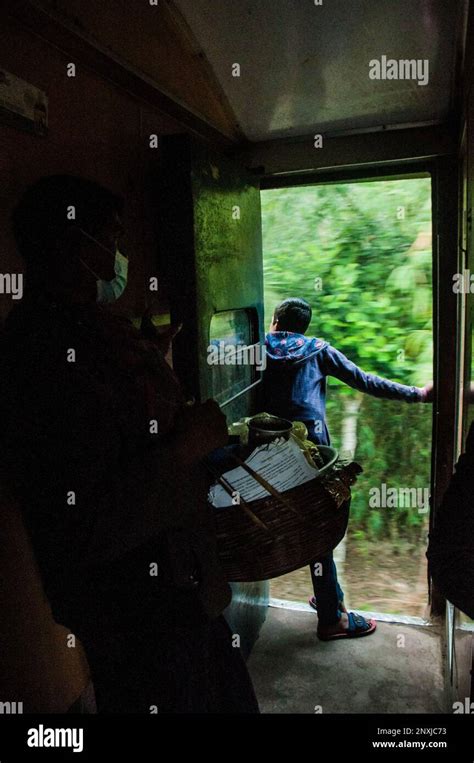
left=174, top=0, right=466, bottom=142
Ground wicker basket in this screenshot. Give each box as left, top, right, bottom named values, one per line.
left=211, top=455, right=362, bottom=582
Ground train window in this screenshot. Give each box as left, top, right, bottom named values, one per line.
left=208, top=308, right=260, bottom=407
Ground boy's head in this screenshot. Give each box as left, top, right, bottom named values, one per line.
left=270, top=298, right=312, bottom=334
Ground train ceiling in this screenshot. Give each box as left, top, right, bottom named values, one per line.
left=174, top=0, right=468, bottom=142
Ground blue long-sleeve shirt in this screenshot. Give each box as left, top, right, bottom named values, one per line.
left=263, top=332, right=424, bottom=445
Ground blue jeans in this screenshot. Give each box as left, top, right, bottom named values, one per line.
left=309, top=553, right=345, bottom=626
left=305, top=419, right=345, bottom=627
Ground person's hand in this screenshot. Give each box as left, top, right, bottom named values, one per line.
left=172, top=399, right=228, bottom=464
left=420, top=381, right=433, bottom=403
left=141, top=308, right=183, bottom=354
left=154, top=322, right=183, bottom=354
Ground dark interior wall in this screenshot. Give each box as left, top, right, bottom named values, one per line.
left=31, top=0, right=241, bottom=141
left=159, top=135, right=269, bottom=656
left=462, top=5, right=474, bottom=439
left=450, top=3, right=474, bottom=705
left=0, top=14, right=189, bottom=711
left=159, top=135, right=264, bottom=399
left=0, top=14, right=183, bottom=326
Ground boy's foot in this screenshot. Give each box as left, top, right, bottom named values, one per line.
left=317, top=612, right=376, bottom=641
left=309, top=596, right=348, bottom=614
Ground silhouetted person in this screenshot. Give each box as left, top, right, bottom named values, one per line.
left=0, top=175, right=258, bottom=713
left=427, top=420, right=474, bottom=619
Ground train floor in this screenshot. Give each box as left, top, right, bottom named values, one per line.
left=247, top=603, right=446, bottom=714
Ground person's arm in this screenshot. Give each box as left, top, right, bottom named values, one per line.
left=321, top=345, right=431, bottom=402
left=15, top=361, right=227, bottom=570
left=68, top=397, right=228, bottom=568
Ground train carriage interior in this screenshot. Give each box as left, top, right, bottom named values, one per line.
left=1, top=0, right=473, bottom=718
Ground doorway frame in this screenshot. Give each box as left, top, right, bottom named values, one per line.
left=260, top=156, right=460, bottom=618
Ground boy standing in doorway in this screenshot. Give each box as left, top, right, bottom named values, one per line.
left=263, top=298, right=432, bottom=640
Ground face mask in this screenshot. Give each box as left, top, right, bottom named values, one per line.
left=77, top=227, right=128, bottom=303
left=96, top=250, right=128, bottom=304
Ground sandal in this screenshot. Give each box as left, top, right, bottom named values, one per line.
left=317, top=612, right=377, bottom=641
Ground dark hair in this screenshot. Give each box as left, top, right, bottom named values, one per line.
left=274, top=298, right=312, bottom=333
left=11, top=174, right=123, bottom=265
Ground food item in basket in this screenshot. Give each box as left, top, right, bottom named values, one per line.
left=228, top=417, right=251, bottom=444
left=291, top=421, right=308, bottom=441
left=290, top=421, right=326, bottom=469
left=306, top=444, right=325, bottom=469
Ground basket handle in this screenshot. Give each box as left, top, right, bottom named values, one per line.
left=205, top=458, right=271, bottom=531
left=229, top=454, right=303, bottom=517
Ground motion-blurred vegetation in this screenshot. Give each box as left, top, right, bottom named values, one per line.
left=262, top=179, right=432, bottom=553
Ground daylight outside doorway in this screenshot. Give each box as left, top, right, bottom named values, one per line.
left=261, top=178, right=433, bottom=617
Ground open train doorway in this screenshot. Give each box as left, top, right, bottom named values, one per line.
left=261, top=176, right=433, bottom=620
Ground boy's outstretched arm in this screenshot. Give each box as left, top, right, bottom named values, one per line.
left=322, top=345, right=432, bottom=402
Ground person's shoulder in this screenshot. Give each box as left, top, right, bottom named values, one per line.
left=302, top=337, right=329, bottom=366
left=308, top=336, right=329, bottom=352
left=318, top=340, right=345, bottom=355
left=313, top=337, right=327, bottom=348
left=313, top=341, right=348, bottom=369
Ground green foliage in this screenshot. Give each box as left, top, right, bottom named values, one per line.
left=329, top=393, right=432, bottom=544
left=262, top=179, right=432, bottom=546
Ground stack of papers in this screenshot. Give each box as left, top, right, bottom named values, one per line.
left=209, top=437, right=319, bottom=508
